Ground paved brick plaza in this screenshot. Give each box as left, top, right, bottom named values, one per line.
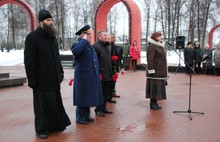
left=0, top=66, right=220, bottom=142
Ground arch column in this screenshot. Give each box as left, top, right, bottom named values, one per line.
left=0, top=0, right=37, bottom=31
left=94, top=0, right=141, bottom=63
left=209, top=24, right=220, bottom=47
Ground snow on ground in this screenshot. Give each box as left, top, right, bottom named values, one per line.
left=0, top=50, right=24, bottom=66
left=0, top=50, right=184, bottom=66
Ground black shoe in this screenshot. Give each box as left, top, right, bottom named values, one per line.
left=103, top=109, right=113, bottom=114
left=36, top=133, right=48, bottom=139
left=95, top=111, right=105, bottom=117
left=76, top=120, right=89, bottom=124
left=155, top=100, right=162, bottom=109
left=156, top=105, right=162, bottom=109
left=150, top=104, right=160, bottom=110
left=86, top=117, right=95, bottom=122
left=112, top=93, right=120, bottom=98
left=108, top=100, right=116, bottom=103
left=155, top=103, right=162, bottom=109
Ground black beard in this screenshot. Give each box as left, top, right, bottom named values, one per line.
left=42, top=23, right=57, bottom=37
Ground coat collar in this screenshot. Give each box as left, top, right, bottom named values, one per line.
left=147, top=36, right=165, bottom=48
left=37, top=26, right=47, bottom=36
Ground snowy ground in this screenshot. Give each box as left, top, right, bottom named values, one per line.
left=0, top=49, right=184, bottom=66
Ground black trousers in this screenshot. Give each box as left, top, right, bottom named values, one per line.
left=33, top=90, right=71, bottom=134
left=185, top=63, right=193, bottom=74
left=108, top=81, right=116, bottom=101
left=131, top=59, right=137, bottom=71
left=95, top=81, right=114, bottom=111
left=123, top=57, right=130, bottom=70
left=195, top=62, right=202, bottom=74
left=215, top=68, right=220, bottom=75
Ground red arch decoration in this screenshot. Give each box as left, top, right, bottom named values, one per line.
left=209, top=24, right=220, bottom=47
left=94, top=0, right=141, bottom=63
left=0, top=0, right=37, bottom=31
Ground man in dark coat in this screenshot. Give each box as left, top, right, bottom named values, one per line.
left=71, top=25, right=103, bottom=124
left=24, top=9, right=71, bottom=139
left=109, top=33, right=122, bottom=99
left=93, top=30, right=113, bottom=117
left=184, top=42, right=194, bottom=74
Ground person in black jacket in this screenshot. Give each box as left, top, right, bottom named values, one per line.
left=109, top=34, right=122, bottom=99
left=93, top=30, right=113, bottom=117
left=24, top=9, right=71, bottom=139
left=184, top=42, right=194, bottom=74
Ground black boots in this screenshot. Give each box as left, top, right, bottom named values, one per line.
left=150, top=99, right=162, bottom=110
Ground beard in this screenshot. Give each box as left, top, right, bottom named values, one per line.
left=42, top=23, right=57, bottom=37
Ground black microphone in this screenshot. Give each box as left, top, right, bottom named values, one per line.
left=164, top=40, right=174, bottom=46
left=212, top=47, right=216, bottom=50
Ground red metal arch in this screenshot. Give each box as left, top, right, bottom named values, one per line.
left=0, top=0, right=37, bottom=31
left=209, top=24, right=220, bottom=47
left=94, top=0, right=141, bottom=63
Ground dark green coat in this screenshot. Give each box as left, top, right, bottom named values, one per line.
left=194, top=48, right=202, bottom=63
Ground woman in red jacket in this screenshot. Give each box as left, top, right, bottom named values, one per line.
left=130, top=40, right=140, bottom=71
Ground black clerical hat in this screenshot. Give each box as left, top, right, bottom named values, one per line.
left=75, top=25, right=90, bottom=35
left=38, top=9, right=52, bottom=22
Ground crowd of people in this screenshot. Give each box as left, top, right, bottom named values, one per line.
left=24, top=9, right=142, bottom=139
left=183, top=41, right=220, bottom=75
left=23, top=9, right=219, bottom=139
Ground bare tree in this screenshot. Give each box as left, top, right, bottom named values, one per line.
left=0, top=0, right=219, bottom=51
left=9, top=4, right=16, bottom=50
left=143, top=0, right=151, bottom=43
left=107, top=5, right=119, bottom=34
left=200, top=0, right=213, bottom=47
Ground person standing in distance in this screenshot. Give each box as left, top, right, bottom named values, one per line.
left=146, top=32, right=167, bottom=110
left=193, top=41, right=202, bottom=74
left=130, top=40, right=140, bottom=71
left=214, top=43, right=220, bottom=75
left=71, top=25, right=103, bottom=124
left=122, top=39, right=130, bottom=70
left=24, top=9, right=71, bottom=139
left=184, top=42, right=194, bottom=74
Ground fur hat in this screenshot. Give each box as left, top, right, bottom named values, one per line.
left=38, top=9, right=52, bottom=22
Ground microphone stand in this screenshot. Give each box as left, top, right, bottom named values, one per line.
left=174, top=49, right=183, bottom=74
left=165, top=42, right=204, bottom=120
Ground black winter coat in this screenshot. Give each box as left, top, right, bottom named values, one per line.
left=93, top=40, right=113, bottom=81
left=24, top=27, right=64, bottom=91
left=111, top=43, right=123, bottom=73
left=184, top=48, right=194, bottom=64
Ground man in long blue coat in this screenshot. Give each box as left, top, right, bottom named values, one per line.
left=71, top=25, right=103, bottom=124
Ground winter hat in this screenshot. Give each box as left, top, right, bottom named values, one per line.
left=38, top=9, right=52, bottom=22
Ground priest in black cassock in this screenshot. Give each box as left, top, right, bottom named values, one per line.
left=24, top=9, right=71, bottom=139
